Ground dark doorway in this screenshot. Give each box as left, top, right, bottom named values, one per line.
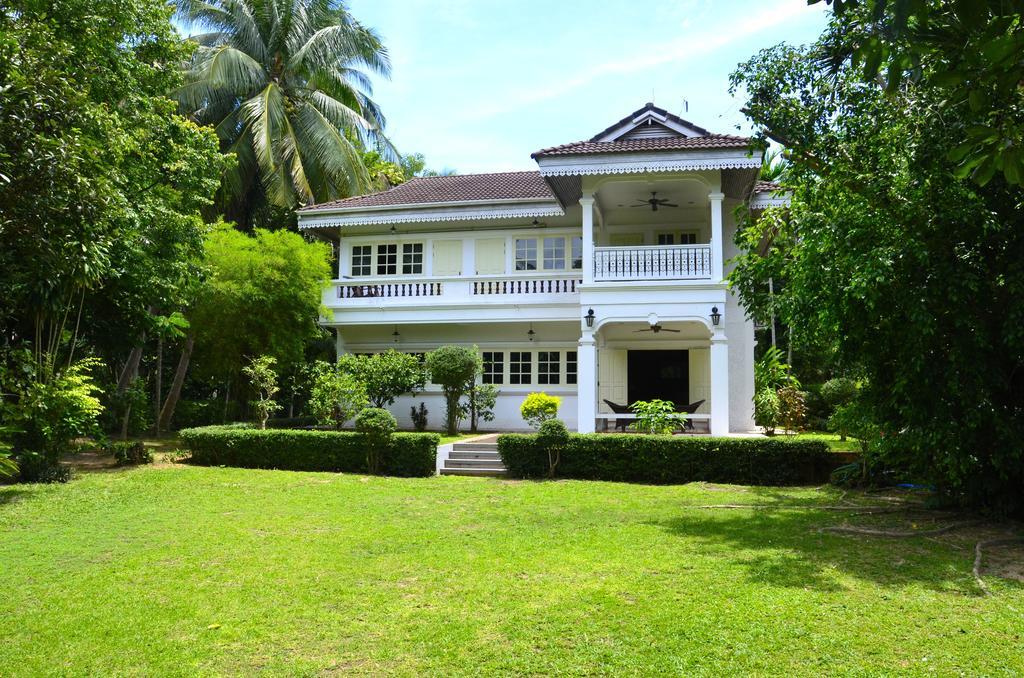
left=627, top=350, right=689, bottom=408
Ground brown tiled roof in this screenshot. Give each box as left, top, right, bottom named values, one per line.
left=589, top=102, right=710, bottom=140
left=301, top=171, right=555, bottom=211
left=532, top=134, right=751, bottom=159
left=754, top=180, right=783, bottom=192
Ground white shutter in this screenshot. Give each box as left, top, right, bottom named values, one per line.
left=475, top=238, right=505, bottom=274
left=432, top=240, right=462, bottom=276
left=598, top=349, right=628, bottom=411
left=688, top=348, right=710, bottom=413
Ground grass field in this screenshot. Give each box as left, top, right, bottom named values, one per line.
left=1, top=463, right=1021, bottom=675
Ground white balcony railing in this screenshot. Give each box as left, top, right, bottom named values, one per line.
left=593, top=244, right=712, bottom=282
left=329, top=272, right=581, bottom=306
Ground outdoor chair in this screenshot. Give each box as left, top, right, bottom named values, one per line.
left=602, top=399, right=633, bottom=432
left=681, top=399, right=706, bottom=431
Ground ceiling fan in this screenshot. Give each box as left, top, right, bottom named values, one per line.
left=631, top=191, right=678, bottom=211
left=634, top=323, right=680, bottom=334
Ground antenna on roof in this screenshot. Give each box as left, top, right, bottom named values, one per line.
left=680, top=98, right=689, bottom=114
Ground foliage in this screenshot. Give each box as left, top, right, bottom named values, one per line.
left=425, top=346, right=482, bottom=435
left=242, top=356, right=282, bottom=430
left=460, top=383, right=498, bottom=433
left=0, top=427, right=17, bottom=479
left=754, top=347, right=800, bottom=392
left=338, top=350, right=427, bottom=407
left=729, top=7, right=1024, bottom=514
left=175, top=0, right=393, bottom=225
left=754, top=387, right=781, bottom=435
left=180, top=426, right=438, bottom=476
left=776, top=387, right=807, bottom=435
left=410, top=402, right=429, bottom=432
left=107, top=441, right=153, bottom=466
left=537, top=419, right=570, bottom=478
left=498, top=434, right=835, bottom=485
left=812, top=0, right=1024, bottom=188
left=307, top=361, right=368, bottom=430
left=631, top=399, right=685, bottom=435
left=4, top=358, right=104, bottom=465
left=101, top=377, right=150, bottom=437
left=821, top=378, right=860, bottom=439
left=828, top=400, right=880, bottom=457
left=520, top=392, right=561, bottom=430
left=354, top=407, right=396, bottom=474
left=191, top=226, right=331, bottom=381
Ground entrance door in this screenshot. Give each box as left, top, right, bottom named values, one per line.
left=627, top=350, right=689, bottom=409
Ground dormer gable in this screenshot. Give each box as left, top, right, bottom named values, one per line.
left=590, top=102, right=710, bottom=142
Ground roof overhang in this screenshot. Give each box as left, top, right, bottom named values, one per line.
left=535, top=148, right=762, bottom=178
left=749, top=191, right=792, bottom=209
left=297, top=198, right=565, bottom=229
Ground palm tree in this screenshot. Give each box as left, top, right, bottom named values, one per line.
left=760, top=147, right=789, bottom=184
left=175, top=0, right=393, bottom=226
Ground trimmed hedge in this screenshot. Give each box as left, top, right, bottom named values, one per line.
left=498, top=434, right=838, bottom=485
left=179, top=426, right=439, bottom=477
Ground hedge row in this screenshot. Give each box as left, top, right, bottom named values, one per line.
left=179, top=426, right=439, bottom=477
left=498, top=434, right=837, bottom=485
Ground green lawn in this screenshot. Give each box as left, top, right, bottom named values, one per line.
left=1, top=466, right=1021, bottom=675
left=786, top=431, right=860, bottom=452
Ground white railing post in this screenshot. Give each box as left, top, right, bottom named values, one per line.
left=580, top=194, right=595, bottom=285
left=709, top=191, right=725, bottom=282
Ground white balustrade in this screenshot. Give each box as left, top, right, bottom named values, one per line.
left=473, top=278, right=580, bottom=295
left=593, top=244, right=712, bottom=282
left=337, top=281, right=443, bottom=299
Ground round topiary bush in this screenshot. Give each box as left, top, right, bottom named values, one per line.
left=520, top=392, right=560, bottom=429
left=537, top=418, right=570, bottom=478
left=355, top=407, right=397, bottom=473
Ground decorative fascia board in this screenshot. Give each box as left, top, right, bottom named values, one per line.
left=537, top=149, right=761, bottom=177
left=749, top=191, right=792, bottom=209
left=299, top=201, right=564, bottom=229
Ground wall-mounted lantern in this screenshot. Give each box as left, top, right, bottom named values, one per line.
left=585, top=308, right=596, bottom=328
left=392, top=326, right=401, bottom=343
left=528, top=324, right=535, bottom=342
left=710, top=306, right=722, bottom=326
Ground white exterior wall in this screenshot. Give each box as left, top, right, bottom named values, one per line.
left=723, top=198, right=756, bottom=432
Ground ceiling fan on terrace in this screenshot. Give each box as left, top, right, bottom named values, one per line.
left=634, top=324, right=680, bottom=334
left=631, top=191, right=678, bottom=211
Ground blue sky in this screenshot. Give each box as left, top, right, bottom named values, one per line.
left=347, top=0, right=830, bottom=174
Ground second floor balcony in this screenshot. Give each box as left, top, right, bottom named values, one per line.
left=593, top=244, right=712, bottom=282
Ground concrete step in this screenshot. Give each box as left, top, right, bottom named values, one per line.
left=451, top=442, right=499, bottom=452
left=439, top=467, right=507, bottom=477
left=444, top=458, right=506, bottom=469
left=448, top=450, right=502, bottom=461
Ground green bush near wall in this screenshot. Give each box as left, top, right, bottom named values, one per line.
left=179, top=426, right=439, bottom=477
left=498, top=434, right=837, bottom=485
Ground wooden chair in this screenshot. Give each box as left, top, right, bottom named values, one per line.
left=602, top=399, right=633, bottom=432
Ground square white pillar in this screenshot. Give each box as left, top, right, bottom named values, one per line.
left=580, top=195, right=595, bottom=285
left=576, top=331, right=597, bottom=433
left=709, top=191, right=725, bottom=282
left=710, top=332, right=730, bottom=435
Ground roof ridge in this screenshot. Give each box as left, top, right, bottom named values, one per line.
left=409, top=169, right=540, bottom=180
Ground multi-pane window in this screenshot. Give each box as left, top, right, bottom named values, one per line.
left=658, top=232, right=698, bottom=245
left=571, top=237, right=583, bottom=269
left=657, top=233, right=675, bottom=245
left=515, top=238, right=538, bottom=271
left=351, top=245, right=372, bottom=276
left=402, top=243, right=423, bottom=274
left=543, top=237, right=566, bottom=270
left=509, top=351, right=532, bottom=384
left=680, top=232, right=697, bottom=244
left=566, top=351, right=577, bottom=385
left=538, top=351, right=560, bottom=385
left=482, top=352, right=504, bottom=384
left=376, top=243, right=398, bottom=275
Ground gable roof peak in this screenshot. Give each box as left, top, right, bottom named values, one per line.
left=590, top=102, right=711, bottom=142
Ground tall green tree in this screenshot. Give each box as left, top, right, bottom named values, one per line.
left=175, top=0, right=394, bottom=226
left=729, top=6, right=1024, bottom=514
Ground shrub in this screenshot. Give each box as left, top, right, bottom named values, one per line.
left=426, top=345, right=482, bottom=435
left=776, top=387, right=807, bottom=435
left=242, top=355, right=282, bottom=430
left=266, top=415, right=317, bottom=429
left=520, top=392, right=560, bottom=430
left=820, top=377, right=859, bottom=410
left=754, top=387, right=781, bottom=435
left=338, top=350, right=428, bottom=407
left=498, top=434, right=836, bottom=485
left=460, top=383, right=498, bottom=433
left=307, top=360, right=368, bottom=429
left=12, top=451, right=71, bottom=483
left=410, top=402, right=429, bottom=432
left=631, top=399, right=685, bottom=435
left=107, top=441, right=152, bottom=466
left=537, top=419, right=570, bottom=477
left=179, top=426, right=439, bottom=477
left=355, top=407, right=397, bottom=474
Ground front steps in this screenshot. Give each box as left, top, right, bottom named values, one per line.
left=440, top=440, right=506, bottom=477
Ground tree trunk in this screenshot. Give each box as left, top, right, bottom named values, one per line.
left=768, top=277, right=777, bottom=350
left=153, top=335, right=163, bottom=437
left=117, top=343, right=144, bottom=439
left=159, top=335, right=194, bottom=432
left=223, top=380, right=231, bottom=423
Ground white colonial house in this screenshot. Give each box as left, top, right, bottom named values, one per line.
left=298, top=103, right=785, bottom=434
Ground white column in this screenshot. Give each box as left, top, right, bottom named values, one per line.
left=337, top=229, right=349, bottom=278
left=576, top=330, right=597, bottom=433
left=709, top=191, right=725, bottom=282
left=709, top=330, right=729, bottom=435
left=335, top=328, right=346, bottom=359
left=580, top=194, right=595, bottom=285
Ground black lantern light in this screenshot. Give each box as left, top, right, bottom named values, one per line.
left=528, top=324, right=535, bottom=342
left=585, top=308, right=596, bottom=328
left=392, top=326, right=401, bottom=343
left=710, top=306, right=721, bottom=326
